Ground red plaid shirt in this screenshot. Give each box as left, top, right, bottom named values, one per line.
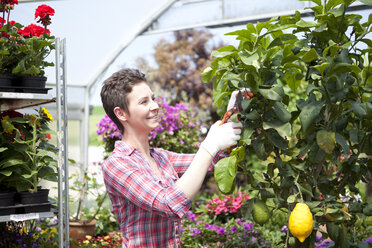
left=102, top=141, right=222, bottom=248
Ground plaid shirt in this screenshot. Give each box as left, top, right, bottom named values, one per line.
left=102, top=141, right=222, bottom=248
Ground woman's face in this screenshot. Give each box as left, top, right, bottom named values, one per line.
left=125, top=81, right=159, bottom=133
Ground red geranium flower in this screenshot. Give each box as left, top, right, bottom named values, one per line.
left=8, top=20, right=15, bottom=25
left=18, top=23, right=49, bottom=37
left=34, top=4, right=54, bottom=20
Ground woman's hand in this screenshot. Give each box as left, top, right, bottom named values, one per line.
left=200, top=120, right=242, bottom=157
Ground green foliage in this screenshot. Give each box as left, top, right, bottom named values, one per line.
left=12, top=35, right=55, bottom=77
left=203, top=0, right=372, bottom=246
left=0, top=108, right=58, bottom=192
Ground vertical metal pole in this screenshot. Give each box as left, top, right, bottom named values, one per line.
left=55, top=38, right=64, bottom=248
left=221, top=0, right=225, bottom=20
left=83, top=88, right=90, bottom=172
left=61, top=38, right=70, bottom=248
left=56, top=37, right=70, bottom=248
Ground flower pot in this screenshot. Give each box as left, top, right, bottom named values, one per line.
left=69, top=219, right=97, bottom=247
left=17, top=188, right=49, bottom=205
left=0, top=74, right=14, bottom=87
left=0, top=191, right=16, bottom=207
left=14, top=75, right=47, bottom=88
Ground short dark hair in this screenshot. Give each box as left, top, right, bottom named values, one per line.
left=100, top=68, right=147, bottom=134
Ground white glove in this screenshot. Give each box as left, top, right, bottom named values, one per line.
left=200, top=121, right=242, bottom=157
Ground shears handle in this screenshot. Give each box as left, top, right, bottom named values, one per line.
left=219, top=91, right=253, bottom=126
left=219, top=110, right=234, bottom=126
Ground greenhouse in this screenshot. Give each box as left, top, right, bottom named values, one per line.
left=0, top=0, right=371, bottom=247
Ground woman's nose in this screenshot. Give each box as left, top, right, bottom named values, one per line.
left=150, top=99, right=159, bottom=111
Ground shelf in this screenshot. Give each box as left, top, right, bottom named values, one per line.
left=0, top=205, right=58, bottom=222
left=0, top=92, right=56, bottom=112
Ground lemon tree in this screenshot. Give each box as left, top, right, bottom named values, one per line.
left=203, top=0, right=372, bottom=247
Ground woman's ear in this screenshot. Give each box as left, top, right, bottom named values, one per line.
left=113, top=107, right=127, bottom=122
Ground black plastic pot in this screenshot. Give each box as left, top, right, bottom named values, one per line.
left=13, top=75, right=47, bottom=88
left=17, top=188, right=49, bottom=205
left=0, top=74, right=14, bottom=87
left=0, top=191, right=16, bottom=207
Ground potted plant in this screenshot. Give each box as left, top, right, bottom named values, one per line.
left=69, top=166, right=108, bottom=247
left=0, top=0, right=20, bottom=86
left=12, top=4, right=55, bottom=88
left=0, top=2, right=55, bottom=89
left=0, top=107, right=58, bottom=205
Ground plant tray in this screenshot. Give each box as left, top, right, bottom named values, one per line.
left=0, top=86, right=52, bottom=94
left=0, top=201, right=56, bottom=216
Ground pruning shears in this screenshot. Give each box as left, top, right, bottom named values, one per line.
left=219, top=89, right=253, bottom=126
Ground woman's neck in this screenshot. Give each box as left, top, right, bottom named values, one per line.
left=122, top=132, right=151, bottom=157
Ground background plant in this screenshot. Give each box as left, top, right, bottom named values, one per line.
left=202, top=0, right=372, bottom=246
left=136, top=29, right=225, bottom=124
left=0, top=217, right=59, bottom=247
left=0, top=108, right=58, bottom=192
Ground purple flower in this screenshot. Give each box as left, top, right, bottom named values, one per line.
left=315, top=240, right=334, bottom=248
left=243, top=222, right=253, bottom=231
left=179, top=139, right=184, bottom=145
left=216, top=226, right=226, bottom=235
left=236, top=218, right=242, bottom=225
left=187, top=211, right=196, bottom=222
left=316, top=234, right=323, bottom=243
left=96, top=115, right=122, bottom=141
left=281, top=225, right=288, bottom=232
left=205, top=224, right=218, bottom=231
left=365, top=238, right=372, bottom=244
left=230, top=226, right=237, bottom=233
left=191, top=228, right=201, bottom=237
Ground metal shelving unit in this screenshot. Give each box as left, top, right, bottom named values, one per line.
left=0, top=38, right=69, bottom=248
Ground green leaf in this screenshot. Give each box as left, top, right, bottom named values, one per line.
left=211, top=50, right=235, bottom=58
left=263, top=121, right=292, bottom=139
left=268, top=129, right=287, bottom=149
left=230, top=146, right=245, bottom=163
left=240, top=52, right=259, bottom=66
left=201, top=66, right=215, bottom=83
left=299, top=100, right=324, bottom=132
left=316, top=130, right=335, bottom=154
left=272, top=102, right=291, bottom=122
left=296, top=19, right=316, bottom=28
left=299, top=183, right=314, bottom=197
left=287, top=194, right=297, bottom=204
left=335, top=133, right=350, bottom=155
left=258, top=84, right=284, bottom=101
left=22, top=170, right=38, bottom=179
left=241, top=127, right=254, bottom=145
left=351, top=102, right=367, bottom=118
left=0, top=170, right=12, bottom=176
left=312, top=63, right=330, bottom=75
left=302, top=48, right=319, bottom=63
left=245, top=110, right=260, bottom=120
left=214, top=156, right=237, bottom=195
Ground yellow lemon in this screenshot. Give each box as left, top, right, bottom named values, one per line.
left=288, top=202, right=313, bottom=243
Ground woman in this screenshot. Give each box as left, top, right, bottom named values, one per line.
left=100, top=68, right=242, bottom=247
